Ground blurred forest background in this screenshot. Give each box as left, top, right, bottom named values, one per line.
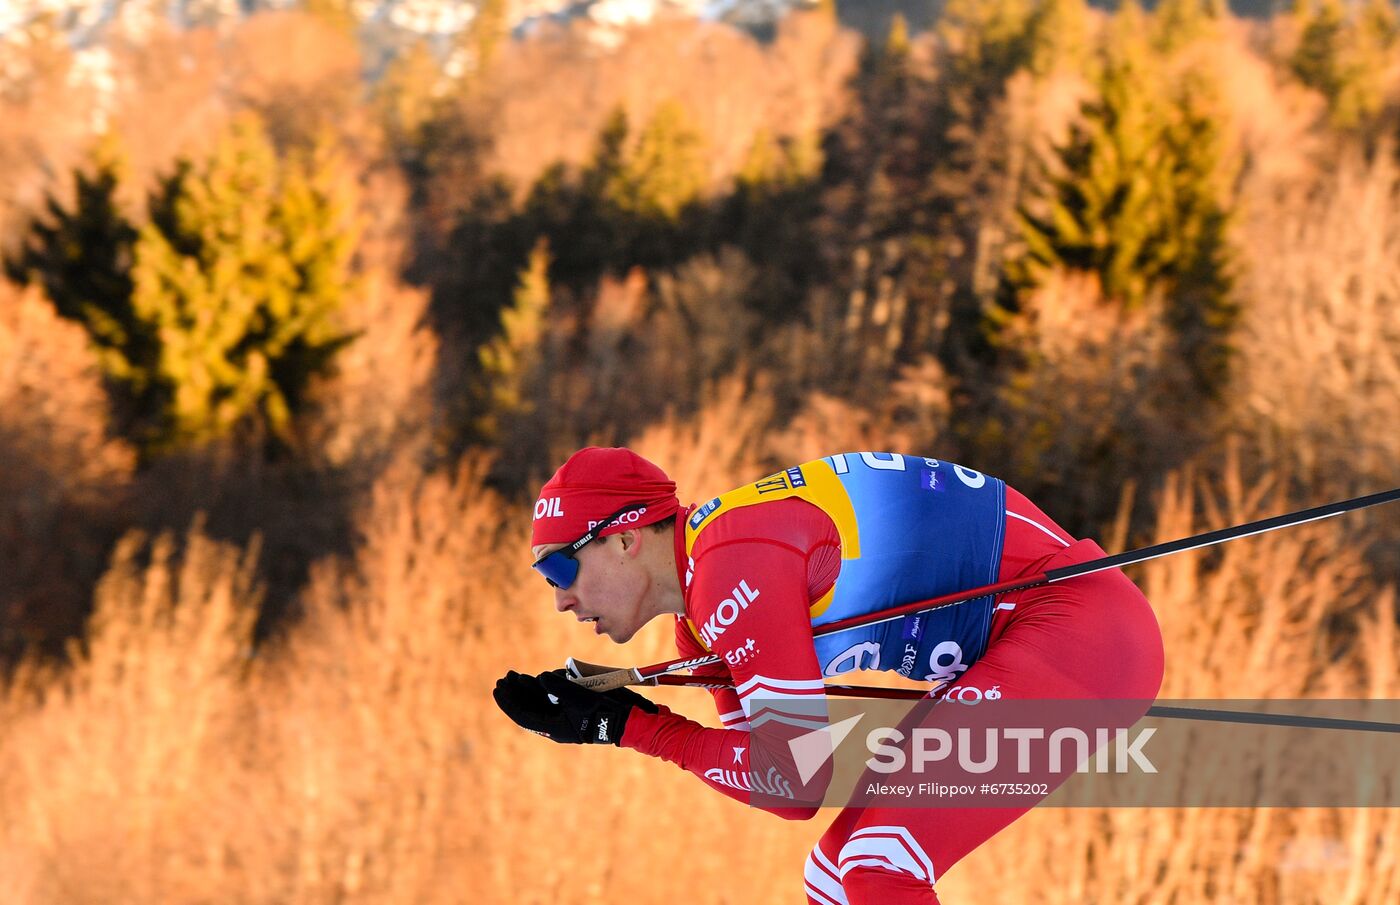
left=1, top=0, right=1399, bottom=901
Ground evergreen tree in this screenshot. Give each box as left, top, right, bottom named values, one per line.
left=1025, top=0, right=1092, bottom=77
left=612, top=101, right=709, bottom=272
left=1338, top=0, right=1397, bottom=129
left=476, top=239, right=551, bottom=442
left=1153, top=0, right=1225, bottom=54
left=525, top=109, right=631, bottom=289
left=821, top=13, right=925, bottom=249
left=1010, top=11, right=1175, bottom=311
left=1290, top=0, right=1390, bottom=130
left=937, top=0, right=1036, bottom=97
left=725, top=130, right=825, bottom=321
left=738, top=129, right=820, bottom=194
left=518, top=102, right=711, bottom=292
left=738, top=129, right=783, bottom=191
left=435, top=175, right=534, bottom=347
left=886, top=12, right=911, bottom=58
left=614, top=100, right=707, bottom=222
left=4, top=139, right=150, bottom=397
left=1160, top=70, right=1238, bottom=398
left=1291, top=0, right=1348, bottom=98
left=585, top=107, right=632, bottom=202
left=1358, top=0, right=1400, bottom=49
left=925, top=0, right=1070, bottom=374
left=1006, top=11, right=1238, bottom=396
left=130, top=115, right=358, bottom=450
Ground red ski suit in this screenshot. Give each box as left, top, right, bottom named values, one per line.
left=620, top=470, right=1164, bottom=904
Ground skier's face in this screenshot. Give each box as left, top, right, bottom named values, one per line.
left=532, top=532, right=649, bottom=643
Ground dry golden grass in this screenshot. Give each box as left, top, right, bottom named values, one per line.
left=1234, top=142, right=1400, bottom=504
left=0, top=521, right=260, bottom=903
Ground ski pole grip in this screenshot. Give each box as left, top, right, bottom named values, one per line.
left=564, top=657, right=617, bottom=679
left=571, top=667, right=644, bottom=692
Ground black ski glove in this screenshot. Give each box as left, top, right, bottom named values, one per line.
left=493, top=668, right=659, bottom=745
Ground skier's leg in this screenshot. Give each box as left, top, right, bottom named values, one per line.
left=805, top=807, right=857, bottom=905
left=842, top=865, right=941, bottom=905
left=807, top=807, right=942, bottom=904
left=812, top=540, right=1163, bottom=903
left=833, top=820, right=941, bottom=904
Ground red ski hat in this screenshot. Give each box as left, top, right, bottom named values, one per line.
left=531, top=447, right=680, bottom=546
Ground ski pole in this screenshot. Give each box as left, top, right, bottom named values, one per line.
left=570, top=486, right=1400, bottom=693
left=649, top=673, right=1400, bottom=734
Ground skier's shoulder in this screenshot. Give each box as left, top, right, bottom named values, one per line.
left=687, top=487, right=836, bottom=558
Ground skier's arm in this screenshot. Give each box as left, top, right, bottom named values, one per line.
left=620, top=538, right=831, bottom=819
left=672, top=615, right=749, bottom=729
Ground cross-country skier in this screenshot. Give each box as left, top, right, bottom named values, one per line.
left=494, top=447, right=1164, bottom=904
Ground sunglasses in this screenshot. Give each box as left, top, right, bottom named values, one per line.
left=531, top=504, right=649, bottom=590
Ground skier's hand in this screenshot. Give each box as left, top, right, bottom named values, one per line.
left=493, top=668, right=658, bottom=745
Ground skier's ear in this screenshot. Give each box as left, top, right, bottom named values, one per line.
left=618, top=528, right=644, bottom=556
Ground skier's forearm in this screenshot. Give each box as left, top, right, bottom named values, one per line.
left=619, top=705, right=741, bottom=776
left=620, top=705, right=820, bottom=820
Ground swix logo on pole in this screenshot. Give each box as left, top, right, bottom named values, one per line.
left=700, top=580, right=761, bottom=646
left=533, top=498, right=564, bottom=520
